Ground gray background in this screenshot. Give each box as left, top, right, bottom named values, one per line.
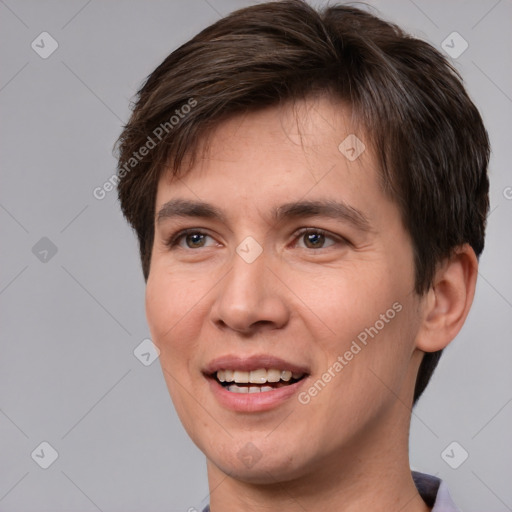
left=1, top=0, right=511, bottom=510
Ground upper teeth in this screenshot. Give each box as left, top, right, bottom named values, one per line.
left=216, top=368, right=303, bottom=384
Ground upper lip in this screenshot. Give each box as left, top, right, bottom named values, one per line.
left=203, top=355, right=310, bottom=376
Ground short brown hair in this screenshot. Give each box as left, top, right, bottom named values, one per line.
left=116, top=0, right=490, bottom=403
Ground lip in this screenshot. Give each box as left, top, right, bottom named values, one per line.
left=203, top=354, right=310, bottom=413
left=203, top=354, right=310, bottom=374
left=207, top=376, right=309, bottom=412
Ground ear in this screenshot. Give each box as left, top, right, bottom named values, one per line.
left=415, top=244, right=478, bottom=353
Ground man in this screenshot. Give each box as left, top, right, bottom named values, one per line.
left=116, top=1, right=489, bottom=510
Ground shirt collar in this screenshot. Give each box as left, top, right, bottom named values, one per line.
left=413, top=471, right=461, bottom=511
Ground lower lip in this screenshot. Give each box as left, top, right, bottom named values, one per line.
left=207, top=377, right=308, bottom=412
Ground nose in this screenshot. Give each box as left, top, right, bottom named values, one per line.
left=210, top=249, right=290, bottom=335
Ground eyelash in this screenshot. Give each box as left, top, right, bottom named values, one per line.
left=165, top=227, right=347, bottom=250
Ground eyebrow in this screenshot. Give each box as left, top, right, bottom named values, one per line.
left=274, top=199, right=371, bottom=232
left=156, top=198, right=372, bottom=232
left=157, top=199, right=227, bottom=224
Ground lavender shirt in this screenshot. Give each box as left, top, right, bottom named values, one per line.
left=201, top=472, right=460, bottom=512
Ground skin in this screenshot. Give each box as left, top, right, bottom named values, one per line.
left=146, top=95, right=478, bottom=511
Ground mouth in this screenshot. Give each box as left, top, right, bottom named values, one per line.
left=203, top=355, right=310, bottom=411
left=212, top=368, right=306, bottom=393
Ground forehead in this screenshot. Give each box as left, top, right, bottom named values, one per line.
left=156, top=96, right=379, bottom=204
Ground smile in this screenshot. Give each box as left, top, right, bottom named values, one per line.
left=204, top=355, right=310, bottom=411
left=215, top=368, right=305, bottom=393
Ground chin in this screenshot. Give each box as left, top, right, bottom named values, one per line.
left=205, top=439, right=312, bottom=484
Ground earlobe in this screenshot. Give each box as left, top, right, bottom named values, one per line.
left=416, top=244, right=478, bottom=353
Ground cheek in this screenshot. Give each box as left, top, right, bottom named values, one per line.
left=286, top=262, right=399, bottom=343
left=145, top=270, right=210, bottom=431
left=145, top=269, right=207, bottom=362
left=290, top=259, right=417, bottom=377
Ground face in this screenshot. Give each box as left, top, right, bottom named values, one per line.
left=146, top=96, right=425, bottom=484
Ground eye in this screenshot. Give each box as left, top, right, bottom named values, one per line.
left=294, top=228, right=341, bottom=249
left=165, top=228, right=345, bottom=251
left=166, top=229, right=217, bottom=249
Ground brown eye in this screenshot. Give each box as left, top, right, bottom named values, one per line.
left=303, top=231, right=325, bottom=248
left=166, top=230, right=217, bottom=249
left=296, top=229, right=337, bottom=249
left=185, top=233, right=207, bottom=248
